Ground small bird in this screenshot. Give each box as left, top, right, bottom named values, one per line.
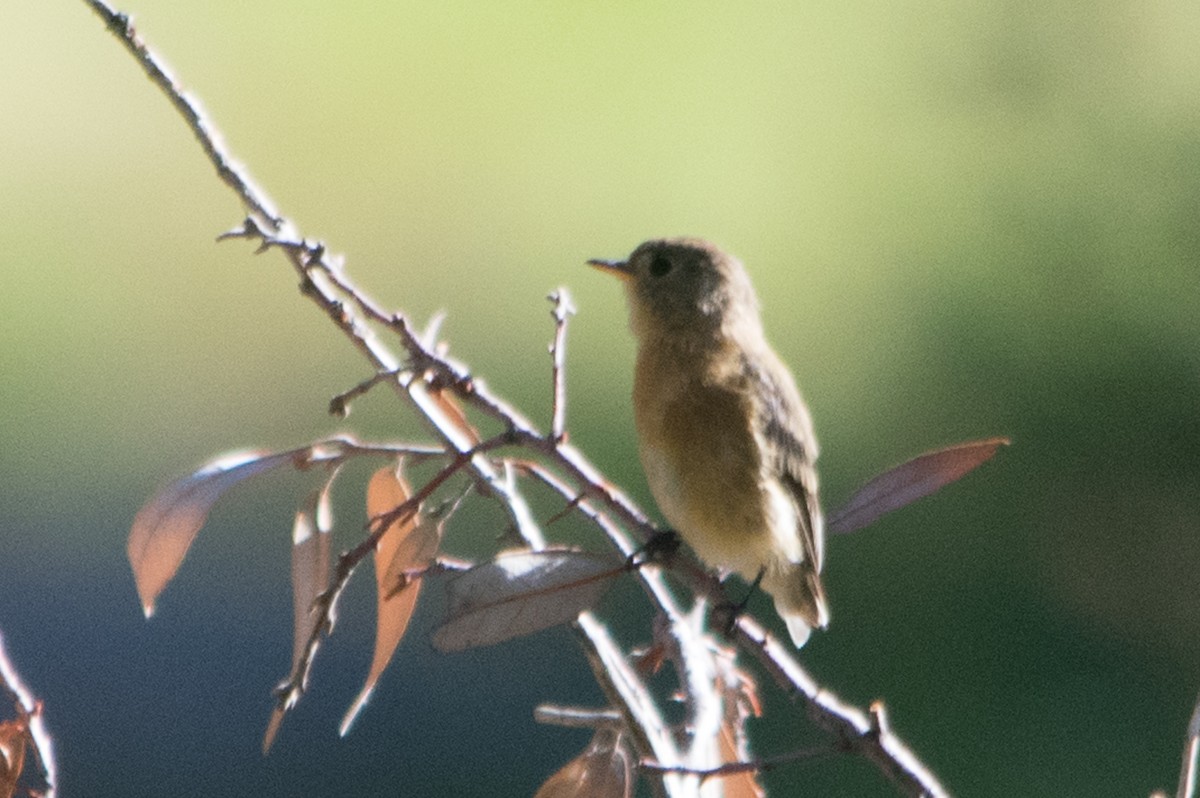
left=589, top=238, right=828, bottom=647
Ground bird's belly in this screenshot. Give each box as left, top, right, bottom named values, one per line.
left=639, top=438, right=783, bottom=579
left=633, top=354, right=798, bottom=578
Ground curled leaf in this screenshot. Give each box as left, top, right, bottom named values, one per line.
left=433, top=550, right=619, bottom=653
left=127, top=450, right=299, bottom=617
left=828, top=437, right=1009, bottom=535
left=340, top=463, right=436, bottom=736
left=262, top=473, right=338, bottom=754
left=534, top=730, right=631, bottom=798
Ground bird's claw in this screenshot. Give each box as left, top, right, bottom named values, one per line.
left=626, top=529, right=682, bottom=569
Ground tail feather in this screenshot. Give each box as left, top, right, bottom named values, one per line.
left=782, top=614, right=814, bottom=648
left=764, top=562, right=829, bottom=648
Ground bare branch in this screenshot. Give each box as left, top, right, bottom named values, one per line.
left=83, top=1, right=284, bottom=232
left=731, top=615, right=949, bottom=798
left=534, top=705, right=624, bottom=730
left=642, top=744, right=835, bottom=781
left=547, top=289, right=576, bottom=443
left=306, top=436, right=450, bottom=464
left=328, top=369, right=405, bottom=418
left=574, top=615, right=678, bottom=798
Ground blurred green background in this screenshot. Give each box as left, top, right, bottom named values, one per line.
left=3, top=1, right=1200, bottom=795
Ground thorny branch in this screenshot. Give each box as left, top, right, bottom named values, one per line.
left=86, top=1, right=951, bottom=795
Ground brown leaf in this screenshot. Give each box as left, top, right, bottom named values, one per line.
left=534, top=731, right=631, bottom=798
left=262, top=474, right=338, bottom=754
left=433, top=550, right=619, bottom=653
left=631, top=642, right=667, bottom=678
left=717, top=725, right=764, bottom=798
left=828, top=437, right=1009, bottom=534
left=429, top=387, right=481, bottom=447
left=0, top=719, right=27, bottom=798
left=380, top=511, right=443, bottom=600
left=339, top=463, right=428, bottom=735
left=712, top=646, right=764, bottom=798
left=288, top=481, right=335, bottom=672
left=262, top=708, right=285, bottom=757
left=127, top=450, right=300, bottom=617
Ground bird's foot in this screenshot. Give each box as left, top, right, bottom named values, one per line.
left=710, top=568, right=765, bottom=637
left=626, top=529, right=681, bottom=569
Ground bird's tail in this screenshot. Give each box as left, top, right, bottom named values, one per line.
left=763, top=561, right=829, bottom=648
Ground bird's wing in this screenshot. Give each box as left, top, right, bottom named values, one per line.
left=745, top=349, right=825, bottom=571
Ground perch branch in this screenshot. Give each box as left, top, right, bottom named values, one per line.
left=731, top=615, right=949, bottom=797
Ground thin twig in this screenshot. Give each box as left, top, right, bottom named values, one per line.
left=328, top=369, right=406, bottom=417
left=83, top=1, right=284, bottom=232
left=534, top=704, right=623, bottom=729
left=548, top=289, right=575, bottom=443
left=302, top=435, right=450, bottom=464
left=642, top=744, right=836, bottom=781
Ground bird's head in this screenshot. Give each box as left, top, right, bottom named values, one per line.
left=588, top=238, right=761, bottom=345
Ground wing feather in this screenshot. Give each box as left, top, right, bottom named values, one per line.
left=744, top=349, right=825, bottom=571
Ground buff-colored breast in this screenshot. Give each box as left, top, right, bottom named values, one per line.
left=632, top=341, right=778, bottom=577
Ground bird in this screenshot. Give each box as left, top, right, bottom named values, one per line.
left=588, top=237, right=828, bottom=647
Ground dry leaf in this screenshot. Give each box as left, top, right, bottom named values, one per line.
left=631, top=642, right=667, bottom=678
left=717, top=725, right=763, bottom=798
left=828, top=437, right=1009, bottom=534
left=713, top=646, right=764, bottom=798
left=381, top=511, right=443, bottom=599
left=127, top=450, right=299, bottom=617
left=289, top=482, right=335, bottom=670
left=0, top=719, right=27, bottom=798
left=534, top=731, right=631, bottom=798
left=430, top=387, right=481, bottom=447
left=433, top=550, right=619, bottom=653
left=339, top=463, right=429, bottom=736
left=262, top=475, right=337, bottom=753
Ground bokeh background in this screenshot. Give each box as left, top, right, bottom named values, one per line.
left=3, top=1, right=1200, bottom=795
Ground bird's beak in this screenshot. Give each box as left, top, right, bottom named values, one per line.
left=586, top=258, right=633, bottom=282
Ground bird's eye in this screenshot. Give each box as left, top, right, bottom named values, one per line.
left=648, top=254, right=673, bottom=278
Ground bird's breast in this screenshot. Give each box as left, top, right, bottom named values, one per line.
left=632, top=346, right=774, bottom=573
